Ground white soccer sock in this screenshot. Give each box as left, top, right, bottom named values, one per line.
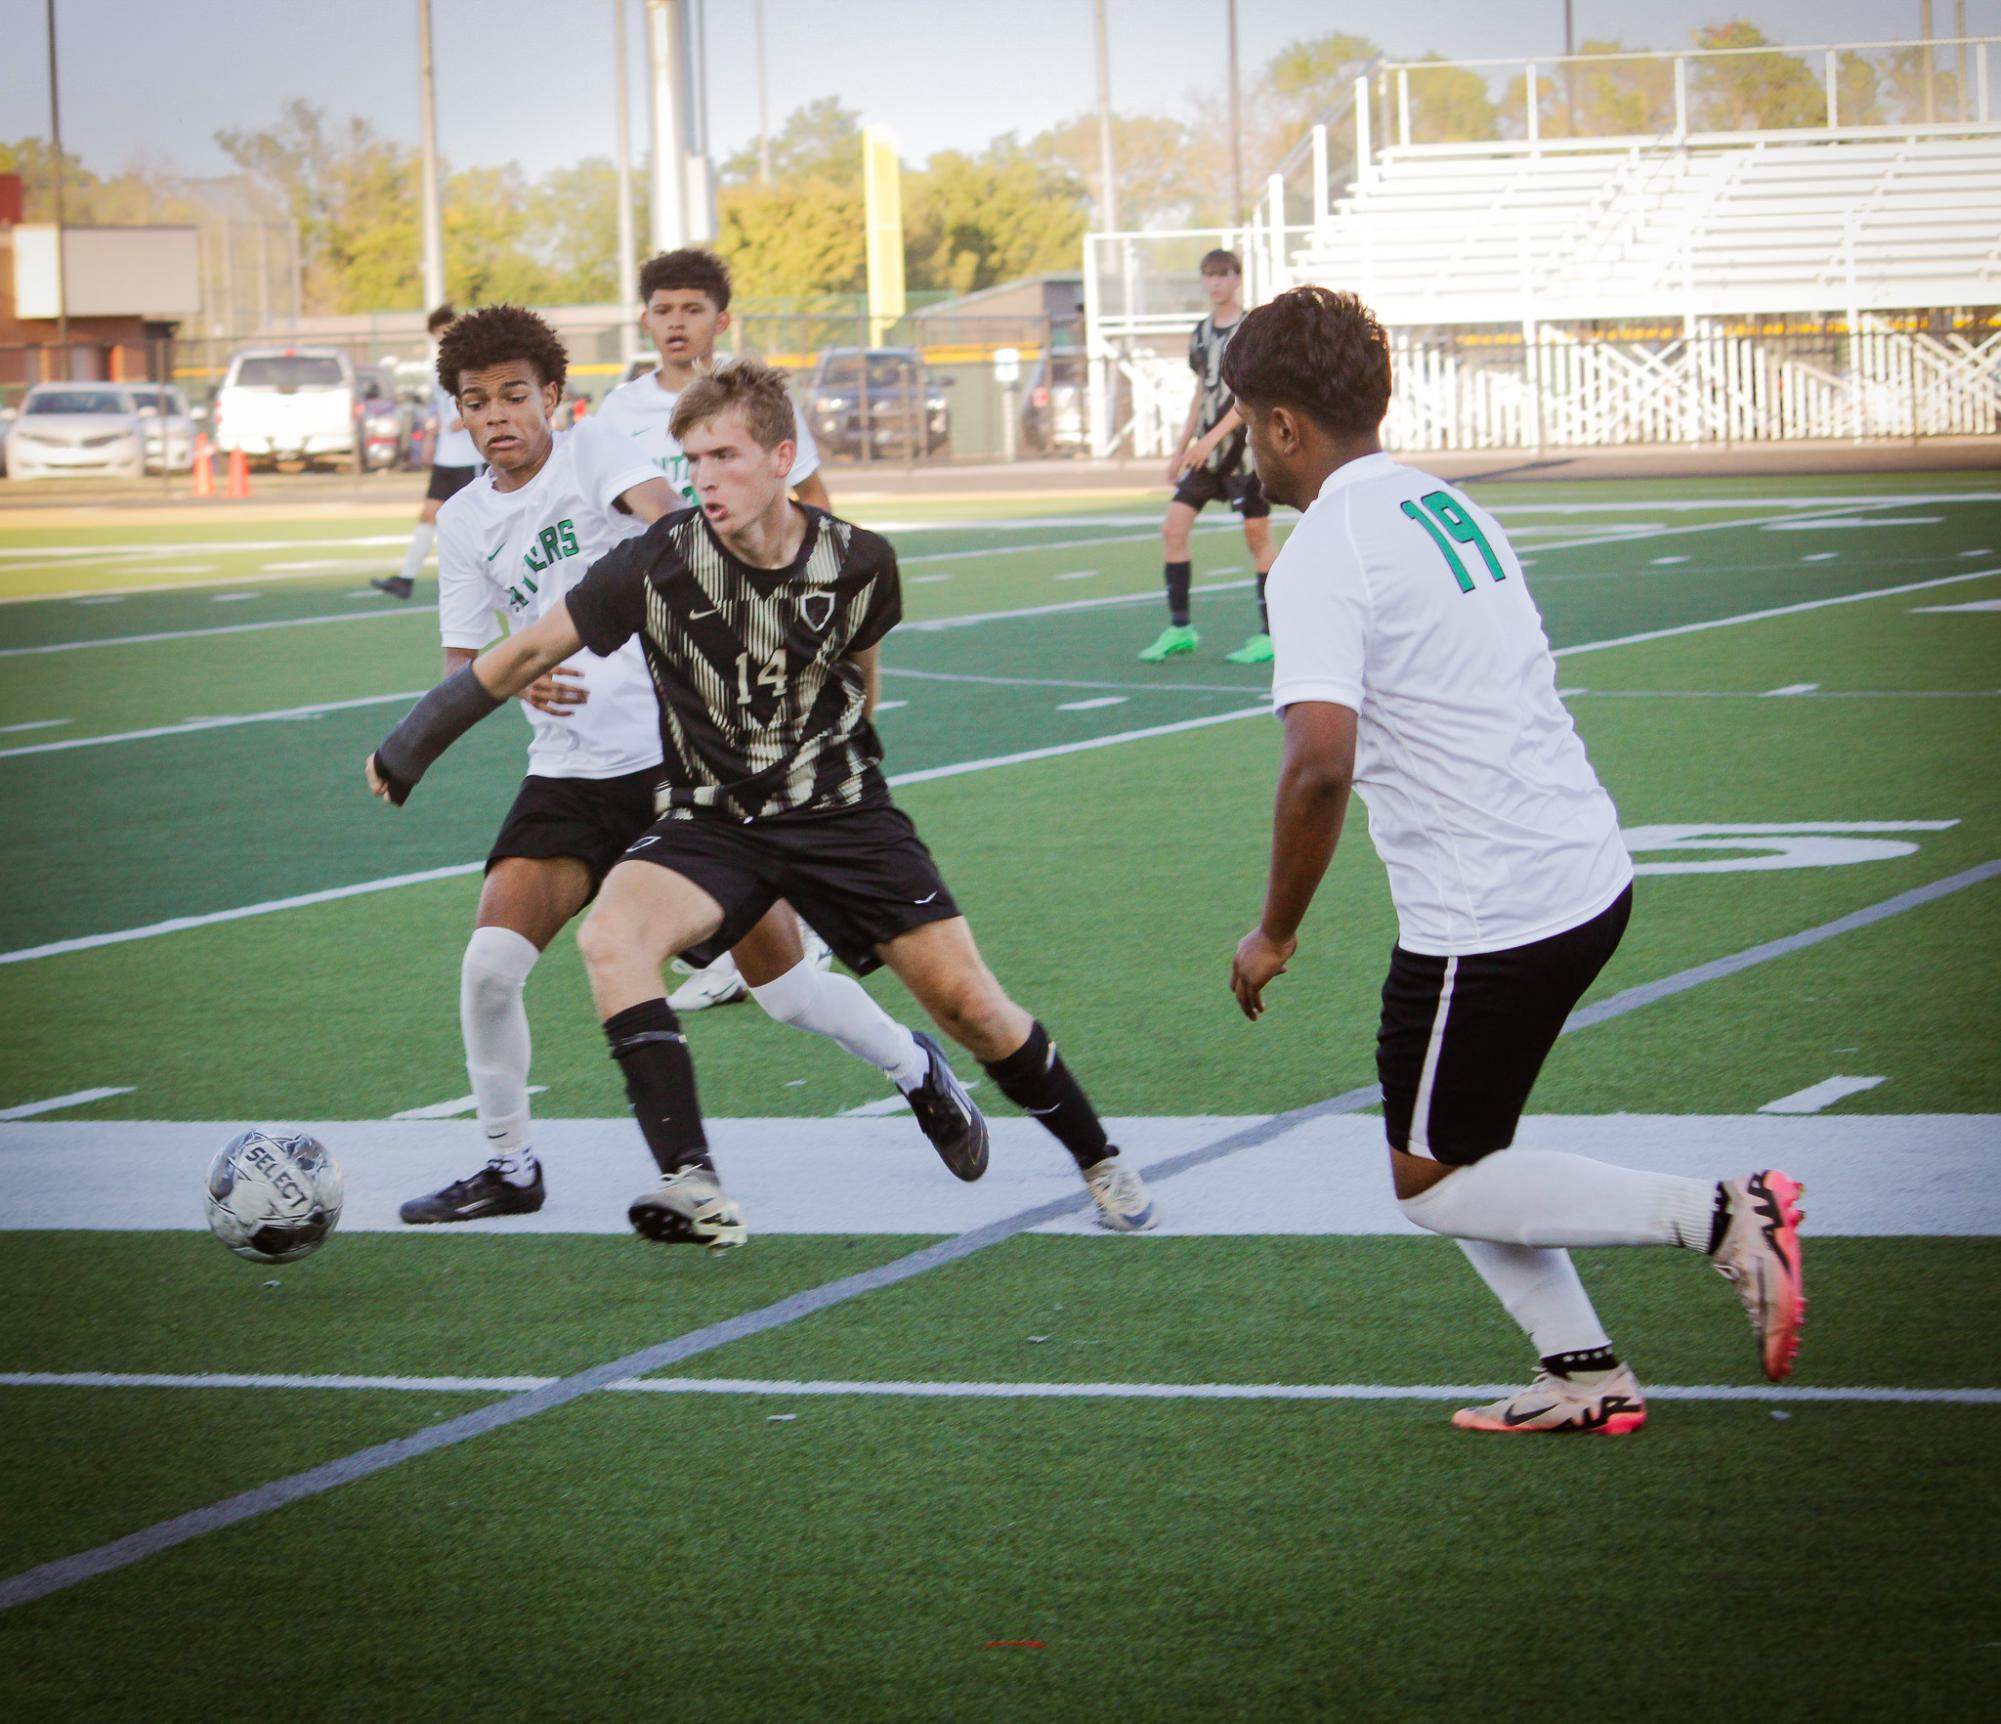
left=399, top=521, right=437, bottom=585
left=461, top=926, right=541, bottom=1181
left=1455, top=1240, right=1612, bottom=1359
left=749, top=959, right=928, bottom=1090
left=1399, top=1149, right=1719, bottom=1250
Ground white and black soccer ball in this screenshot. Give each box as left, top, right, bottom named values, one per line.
left=204, top=1129, right=344, bottom=1264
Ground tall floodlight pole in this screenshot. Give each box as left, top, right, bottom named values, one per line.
left=417, top=0, right=446, bottom=310
left=755, top=0, right=773, bottom=183
left=645, top=0, right=688, bottom=253
left=1921, top=0, right=1937, bottom=123
left=45, top=0, right=68, bottom=369
left=1094, top=0, right=1117, bottom=232
left=1956, top=0, right=1969, bottom=121
left=613, top=0, right=638, bottom=344
left=1562, top=0, right=1576, bottom=134
left=1226, top=0, right=1243, bottom=221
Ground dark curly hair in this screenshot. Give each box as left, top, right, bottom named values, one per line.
left=434, top=304, right=568, bottom=397
left=425, top=303, right=457, bottom=335
left=638, top=247, right=732, bottom=311
left=1219, top=286, right=1391, bottom=436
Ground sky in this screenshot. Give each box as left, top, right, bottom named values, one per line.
left=3, top=0, right=1996, bottom=188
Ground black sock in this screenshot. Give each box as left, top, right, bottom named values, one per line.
left=1542, top=1345, right=1619, bottom=1379
left=982, top=1021, right=1111, bottom=1171
left=1255, top=569, right=1270, bottom=634
left=603, top=999, right=712, bottom=1175
left=1164, top=561, right=1192, bottom=627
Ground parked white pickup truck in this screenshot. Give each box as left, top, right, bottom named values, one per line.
left=213, top=347, right=357, bottom=470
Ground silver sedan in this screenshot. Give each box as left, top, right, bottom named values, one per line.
left=4, top=384, right=148, bottom=480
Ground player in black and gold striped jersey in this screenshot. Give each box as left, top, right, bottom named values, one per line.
left=367, top=359, right=1159, bottom=1245
left=1140, top=249, right=1279, bottom=667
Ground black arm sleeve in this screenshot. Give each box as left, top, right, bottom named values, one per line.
left=565, top=532, right=652, bottom=658
left=373, top=664, right=503, bottom=806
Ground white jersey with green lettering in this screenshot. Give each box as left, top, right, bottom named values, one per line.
left=1266, top=451, right=1631, bottom=957
left=595, top=367, right=821, bottom=506
left=435, top=417, right=663, bottom=779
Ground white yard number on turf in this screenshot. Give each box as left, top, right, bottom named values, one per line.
left=1621, top=820, right=1959, bottom=875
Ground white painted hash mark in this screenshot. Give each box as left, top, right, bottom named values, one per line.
left=1056, top=696, right=1129, bottom=711
left=1803, top=551, right=1841, bottom=562
left=390, top=1086, right=547, bottom=1122
left=1913, top=599, right=2001, bottom=614
left=0, top=719, right=71, bottom=734
left=1650, top=555, right=1690, bottom=566
left=839, top=1095, right=914, bottom=1118
left=1760, top=1076, right=1886, bottom=1115
left=0, top=1087, right=135, bottom=1121
left=210, top=592, right=262, bottom=603
left=873, top=699, right=909, bottom=712
left=1051, top=569, right=1101, bottom=581
left=1762, top=682, right=1820, bottom=696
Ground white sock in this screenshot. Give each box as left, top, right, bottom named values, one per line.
left=749, top=958, right=928, bottom=1090
left=1400, top=1149, right=1719, bottom=1249
left=1455, top=1240, right=1612, bottom=1359
left=400, top=521, right=437, bottom=585
left=461, top=925, right=541, bottom=1183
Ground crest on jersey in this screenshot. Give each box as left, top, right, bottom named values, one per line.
left=801, top=590, right=836, bottom=632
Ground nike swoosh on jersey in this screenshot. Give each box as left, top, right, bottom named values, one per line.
left=485, top=541, right=507, bottom=561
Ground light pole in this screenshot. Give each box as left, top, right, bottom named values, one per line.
left=45, top=0, right=69, bottom=372
left=1226, top=0, right=1243, bottom=221
left=1094, top=0, right=1116, bottom=232
left=614, top=0, right=638, bottom=347
left=756, top=0, right=773, bottom=183
left=417, top=0, right=446, bottom=309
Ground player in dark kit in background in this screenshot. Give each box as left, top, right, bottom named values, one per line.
left=366, top=359, right=1158, bottom=1245
left=1139, top=250, right=1276, bottom=666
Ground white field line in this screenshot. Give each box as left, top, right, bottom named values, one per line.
left=0, top=718, right=70, bottom=734
left=0, top=535, right=409, bottom=563
left=0, top=864, right=484, bottom=968
left=839, top=1095, right=913, bottom=1118
left=899, top=520, right=1242, bottom=567
left=1570, top=689, right=2001, bottom=700
left=391, top=1085, right=546, bottom=1121
left=1763, top=682, right=1820, bottom=697
left=1057, top=696, right=1129, bottom=711
left=0, top=689, right=424, bottom=759
left=1525, top=498, right=1913, bottom=558
left=901, top=578, right=1254, bottom=633
left=1962, top=547, right=1995, bottom=557
left=1804, top=551, right=1841, bottom=562
left=1484, top=491, right=2001, bottom=515
left=0, top=711, right=1269, bottom=966
left=0, top=605, right=437, bottom=659
left=1, top=1370, right=1992, bottom=1406
left=1763, top=516, right=1944, bottom=530
left=7, top=565, right=1997, bottom=965
left=883, top=666, right=1258, bottom=695
left=1760, top=1075, right=1887, bottom=1115
left=1549, top=567, right=2001, bottom=659
left=1913, top=598, right=2001, bottom=614
left=0, top=1087, right=134, bottom=1121
left=210, top=592, right=262, bottom=603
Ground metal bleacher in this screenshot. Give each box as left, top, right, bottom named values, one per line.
left=1302, top=135, right=2001, bottom=326
left=1082, top=34, right=2001, bottom=451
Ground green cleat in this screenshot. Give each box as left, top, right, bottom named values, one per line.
left=1138, top=623, right=1199, bottom=663
left=1224, top=632, right=1274, bottom=665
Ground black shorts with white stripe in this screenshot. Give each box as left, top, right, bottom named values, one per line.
left=1376, top=885, right=1632, bottom=1165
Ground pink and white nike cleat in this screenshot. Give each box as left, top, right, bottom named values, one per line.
left=1714, top=1169, right=1807, bottom=1381
left=1452, top=1365, right=1648, bottom=1435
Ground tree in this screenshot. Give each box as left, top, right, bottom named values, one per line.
left=715, top=175, right=865, bottom=301
left=1028, top=111, right=1197, bottom=229
left=1689, top=22, right=1827, bottom=132
left=1403, top=55, right=1501, bottom=144
left=1506, top=40, right=1675, bottom=139
left=216, top=100, right=420, bottom=312
left=532, top=157, right=640, bottom=303
left=903, top=138, right=1087, bottom=295
left=444, top=163, right=553, bottom=307
left=719, top=96, right=861, bottom=189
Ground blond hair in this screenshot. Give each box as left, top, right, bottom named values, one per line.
left=667, top=357, right=796, bottom=453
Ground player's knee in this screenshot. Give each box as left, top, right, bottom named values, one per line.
left=748, top=958, right=817, bottom=1028
left=575, top=904, right=639, bottom=977
left=461, top=926, right=538, bottom=1006
left=928, top=975, right=1016, bottom=1055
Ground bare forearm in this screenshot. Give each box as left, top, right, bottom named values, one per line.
left=1260, top=766, right=1351, bottom=942
left=442, top=646, right=477, bottom=678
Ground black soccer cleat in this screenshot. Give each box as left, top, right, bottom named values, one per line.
left=371, top=574, right=415, bottom=600
left=904, top=1031, right=989, bottom=1182
left=399, top=1159, right=545, bottom=1225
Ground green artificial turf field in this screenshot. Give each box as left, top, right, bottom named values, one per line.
left=2, top=469, right=1997, bottom=1719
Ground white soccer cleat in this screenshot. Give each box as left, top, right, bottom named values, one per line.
left=1452, top=1365, right=1648, bottom=1435
left=628, top=1165, right=746, bottom=1252
left=667, top=951, right=748, bottom=1012
left=1083, top=1155, right=1157, bottom=1232
left=1713, top=1169, right=1807, bottom=1381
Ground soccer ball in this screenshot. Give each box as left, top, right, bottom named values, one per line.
left=204, top=1129, right=344, bottom=1264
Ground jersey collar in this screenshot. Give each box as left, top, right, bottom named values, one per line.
left=1316, top=451, right=1398, bottom=499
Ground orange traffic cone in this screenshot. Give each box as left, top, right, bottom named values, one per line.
left=191, top=434, right=214, bottom=498
left=225, top=446, right=251, bottom=499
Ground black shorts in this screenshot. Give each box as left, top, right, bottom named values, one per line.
left=427, top=463, right=479, bottom=503
left=486, top=768, right=660, bottom=897
left=1172, top=465, right=1270, bottom=518
left=617, top=798, right=960, bottom=976
left=1377, top=886, right=1632, bottom=1165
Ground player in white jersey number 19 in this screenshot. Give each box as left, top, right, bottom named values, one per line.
left=1223, top=287, right=1807, bottom=1433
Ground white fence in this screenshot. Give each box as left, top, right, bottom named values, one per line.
left=1105, top=324, right=2001, bottom=455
